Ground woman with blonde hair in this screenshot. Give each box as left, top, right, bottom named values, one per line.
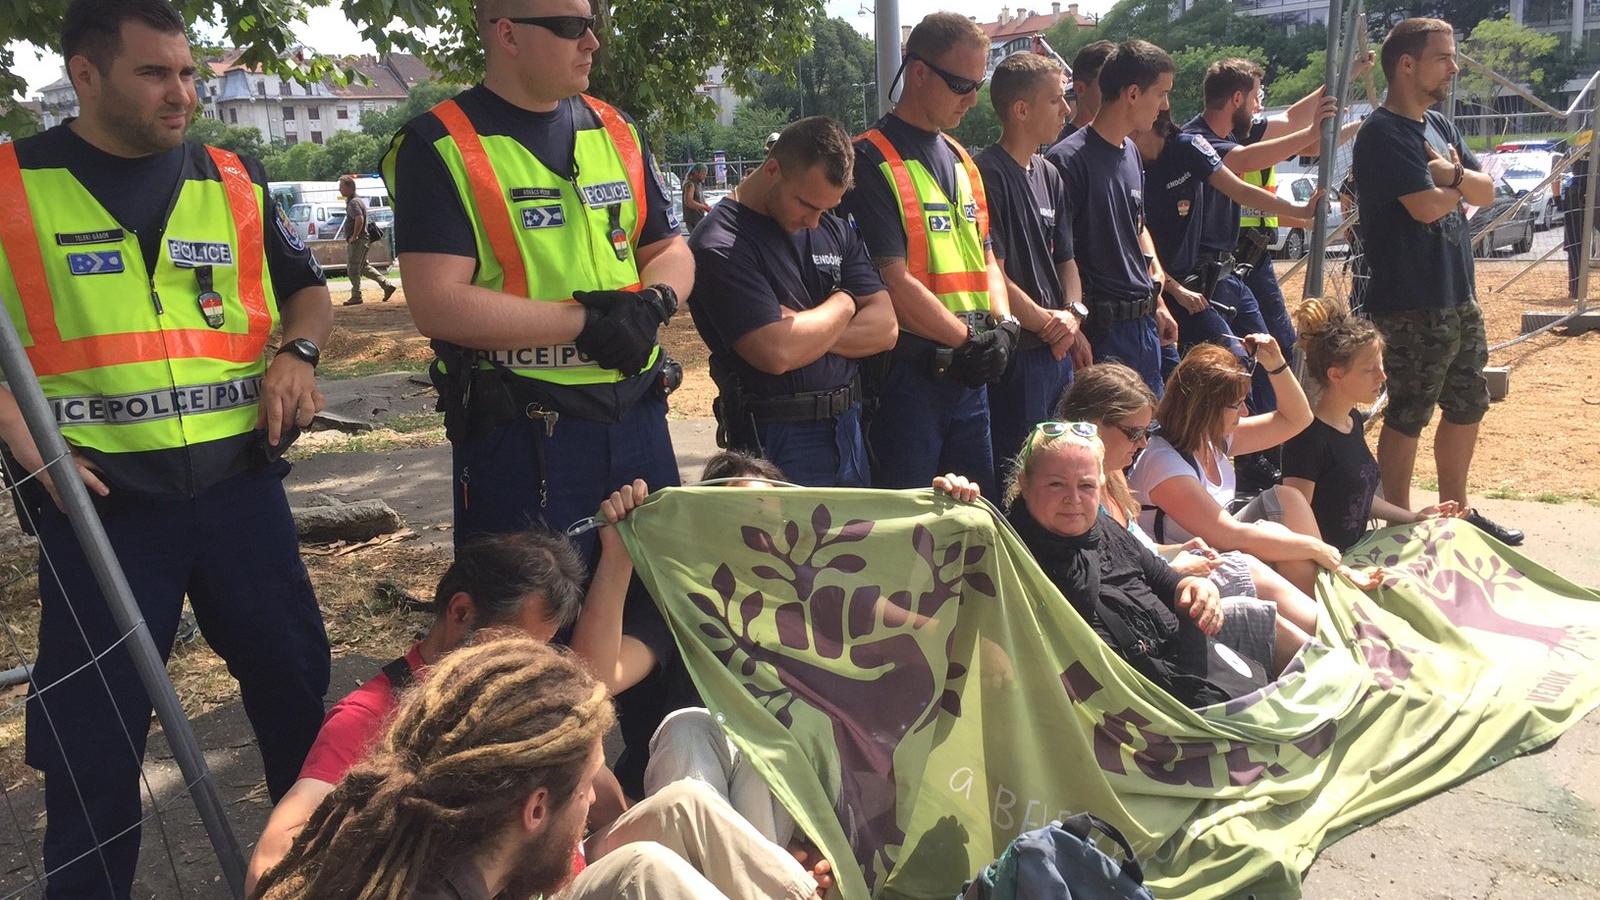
left=1282, top=298, right=1461, bottom=551
left=1128, top=337, right=1342, bottom=595
left=1057, top=363, right=1320, bottom=643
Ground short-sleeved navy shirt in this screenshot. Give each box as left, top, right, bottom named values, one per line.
left=975, top=146, right=1074, bottom=312
left=19, top=125, right=324, bottom=298
left=839, top=114, right=983, bottom=261
left=1181, top=115, right=1244, bottom=254
left=687, top=201, right=884, bottom=395
left=1046, top=126, right=1152, bottom=301
left=1353, top=107, right=1479, bottom=313
left=388, top=85, right=680, bottom=258
left=1143, top=131, right=1224, bottom=279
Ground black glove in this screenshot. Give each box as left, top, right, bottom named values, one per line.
left=945, top=317, right=1021, bottom=387
left=573, top=284, right=677, bottom=373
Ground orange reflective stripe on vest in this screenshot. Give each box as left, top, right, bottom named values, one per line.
left=433, top=98, right=530, bottom=298
left=432, top=94, right=649, bottom=298
left=0, top=143, right=273, bottom=378
left=860, top=129, right=989, bottom=284
left=947, top=138, right=989, bottom=241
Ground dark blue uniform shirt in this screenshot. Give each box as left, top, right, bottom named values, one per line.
left=1047, top=125, right=1152, bottom=301
left=1143, top=131, right=1224, bottom=279
left=975, top=146, right=1074, bottom=312
left=687, top=201, right=884, bottom=396
left=1181, top=115, right=1244, bottom=255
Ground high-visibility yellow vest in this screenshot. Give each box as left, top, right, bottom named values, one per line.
left=0, top=142, right=278, bottom=459
left=860, top=129, right=991, bottom=316
left=382, top=94, right=658, bottom=386
left=1238, top=166, right=1278, bottom=229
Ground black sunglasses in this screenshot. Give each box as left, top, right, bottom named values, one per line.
left=909, top=53, right=985, bottom=96
left=1108, top=420, right=1157, bottom=443
left=495, top=14, right=596, bottom=39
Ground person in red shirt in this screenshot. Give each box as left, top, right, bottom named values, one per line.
left=245, top=521, right=627, bottom=891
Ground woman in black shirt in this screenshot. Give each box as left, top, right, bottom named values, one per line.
left=1282, top=298, right=1461, bottom=550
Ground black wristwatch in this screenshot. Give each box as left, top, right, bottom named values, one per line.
left=279, top=338, right=320, bottom=369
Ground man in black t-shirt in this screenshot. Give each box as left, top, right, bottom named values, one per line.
left=688, top=117, right=896, bottom=486
left=1046, top=40, right=1181, bottom=396
left=1055, top=40, right=1115, bottom=146
left=977, top=52, right=1089, bottom=486
left=1353, top=17, right=1522, bottom=545
left=838, top=13, right=1017, bottom=498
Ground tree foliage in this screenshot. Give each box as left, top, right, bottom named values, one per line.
left=948, top=84, right=1001, bottom=151
left=750, top=17, right=878, bottom=131
left=1365, top=0, right=1509, bottom=34
left=356, top=81, right=465, bottom=141
left=1169, top=44, right=1267, bottom=124
left=1458, top=16, right=1562, bottom=113
left=3, top=0, right=824, bottom=138
left=185, top=115, right=269, bottom=158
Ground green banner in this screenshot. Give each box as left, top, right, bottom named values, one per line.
left=619, top=487, right=1600, bottom=899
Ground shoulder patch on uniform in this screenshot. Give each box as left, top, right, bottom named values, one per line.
left=67, top=250, right=124, bottom=276
left=273, top=205, right=306, bottom=252
left=1190, top=133, right=1220, bottom=162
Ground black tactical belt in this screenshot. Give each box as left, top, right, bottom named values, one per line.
left=743, top=378, right=861, bottom=423
left=1087, top=291, right=1156, bottom=323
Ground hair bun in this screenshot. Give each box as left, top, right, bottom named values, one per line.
left=1291, top=296, right=1347, bottom=337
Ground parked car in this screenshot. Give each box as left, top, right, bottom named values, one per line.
left=1265, top=173, right=1346, bottom=260
left=1470, top=176, right=1536, bottom=256
left=1494, top=151, right=1558, bottom=230
left=286, top=201, right=349, bottom=242
left=1494, top=138, right=1566, bottom=154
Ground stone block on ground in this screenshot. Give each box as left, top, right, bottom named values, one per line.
left=1485, top=366, right=1510, bottom=401
left=291, top=498, right=403, bottom=543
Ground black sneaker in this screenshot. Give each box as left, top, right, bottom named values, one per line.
left=381, top=283, right=397, bottom=302
left=1464, top=509, right=1525, bottom=546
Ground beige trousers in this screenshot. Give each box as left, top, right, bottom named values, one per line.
left=556, top=780, right=816, bottom=900
left=346, top=236, right=392, bottom=299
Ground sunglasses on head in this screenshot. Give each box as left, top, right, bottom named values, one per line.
left=1220, top=334, right=1260, bottom=375
left=494, top=14, right=596, bottom=39
left=909, top=53, right=985, bottom=95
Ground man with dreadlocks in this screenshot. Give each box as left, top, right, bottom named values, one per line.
left=252, top=636, right=823, bottom=900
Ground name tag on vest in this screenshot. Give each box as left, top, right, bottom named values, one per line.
left=476, top=345, right=593, bottom=368
left=579, top=181, right=632, bottom=208
left=51, top=376, right=262, bottom=426
left=56, top=228, right=125, bottom=246
left=167, top=239, right=235, bottom=268
left=510, top=187, right=563, bottom=201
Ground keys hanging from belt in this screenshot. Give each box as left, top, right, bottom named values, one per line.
left=526, top=402, right=559, bottom=510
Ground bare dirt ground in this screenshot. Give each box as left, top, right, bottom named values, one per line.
left=0, top=266, right=1595, bottom=896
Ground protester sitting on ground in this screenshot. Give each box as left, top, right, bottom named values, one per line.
left=1057, top=363, right=1322, bottom=656
left=245, top=530, right=630, bottom=893
left=253, top=636, right=826, bottom=900
left=1282, top=298, right=1463, bottom=551
left=1128, top=340, right=1353, bottom=596
left=1004, top=422, right=1303, bottom=708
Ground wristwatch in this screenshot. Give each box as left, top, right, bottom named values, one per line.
left=994, top=314, right=1021, bottom=329
left=279, top=338, right=321, bottom=369
left=1066, top=301, right=1090, bottom=320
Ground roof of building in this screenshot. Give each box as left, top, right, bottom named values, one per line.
left=329, top=56, right=411, bottom=99
left=383, top=52, right=435, bottom=87
left=978, top=5, right=1096, bottom=41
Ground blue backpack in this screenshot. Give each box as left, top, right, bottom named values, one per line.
left=960, top=814, right=1156, bottom=900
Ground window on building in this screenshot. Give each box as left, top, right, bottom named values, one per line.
left=311, top=132, right=323, bottom=145
left=286, top=135, right=298, bottom=145
left=256, top=80, right=265, bottom=97
left=308, top=106, right=320, bottom=120
left=337, top=106, right=348, bottom=120
left=283, top=105, right=295, bottom=120
left=279, top=78, right=290, bottom=96
left=229, top=108, right=238, bottom=124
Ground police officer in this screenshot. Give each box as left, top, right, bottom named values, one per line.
left=977, top=52, right=1090, bottom=487
left=840, top=12, right=1019, bottom=498
left=0, top=2, right=333, bottom=895
left=382, top=0, right=693, bottom=549
left=688, top=117, right=897, bottom=486
left=1056, top=40, right=1115, bottom=145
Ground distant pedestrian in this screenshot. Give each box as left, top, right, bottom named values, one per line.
left=338, top=174, right=396, bottom=305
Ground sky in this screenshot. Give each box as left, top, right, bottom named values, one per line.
left=11, top=1, right=1118, bottom=95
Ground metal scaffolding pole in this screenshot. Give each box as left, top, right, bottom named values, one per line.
left=1305, top=0, right=1356, bottom=297
left=876, top=0, right=901, bottom=118
left=0, top=318, right=247, bottom=896
left=1582, top=100, right=1599, bottom=310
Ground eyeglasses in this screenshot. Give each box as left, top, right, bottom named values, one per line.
left=910, top=53, right=985, bottom=96
left=494, top=14, right=597, bottom=39
left=1108, top=421, right=1156, bottom=443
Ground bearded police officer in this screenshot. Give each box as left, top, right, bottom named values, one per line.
left=0, top=2, right=333, bottom=895
left=383, top=0, right=692, bottom=548
left=688, top=117, right=897, bottom=486
left=840, top=12, right=1018, bottom=498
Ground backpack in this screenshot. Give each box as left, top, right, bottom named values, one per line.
left=364, top=219, right=385, bottom=243
left=960, top=814, right=1156, bottom=900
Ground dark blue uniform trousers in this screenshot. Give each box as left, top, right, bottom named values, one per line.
left=450, top=395, right=681, bottom=562
left=751, top=403, right=869, bottom=487
left=988, top=344, right=1074, bottom=491
left=1085, top=314, right=1165, bottom=398
left=25, top=461, right=329, bottom=899
left=1167, top=275, right=1278, bottom=412
left=869, top=335, right=996, bottom=498
left=1244, top=256, right=1297, bottom=356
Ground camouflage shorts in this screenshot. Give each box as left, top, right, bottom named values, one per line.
left=1370, top=303, right=1490, bottom=438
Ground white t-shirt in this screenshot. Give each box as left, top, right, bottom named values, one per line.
left=1128, top=435, right=1236, bottom=544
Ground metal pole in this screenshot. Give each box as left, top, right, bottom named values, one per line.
left=876, top=0, right=901, bottom=117
left=1581, top=104, right=1599, bottom=310
left=1305, top=0, right=1349, bottom=297
left=0, top=322, right=247, bottom=895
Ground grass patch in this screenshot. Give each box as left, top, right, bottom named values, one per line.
left=1417, top=476, right=1440, bottom=492
left=389, top=411, right=444, bottom=434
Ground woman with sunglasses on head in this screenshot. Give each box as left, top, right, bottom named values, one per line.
left=1058, top=364, right=1321, bottom=645
left=1128, top=339, right=1349, bottom=597
left=1002, top=422, right=1308, bottom=708
left=1281, top=298, right=1462, bottom=552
